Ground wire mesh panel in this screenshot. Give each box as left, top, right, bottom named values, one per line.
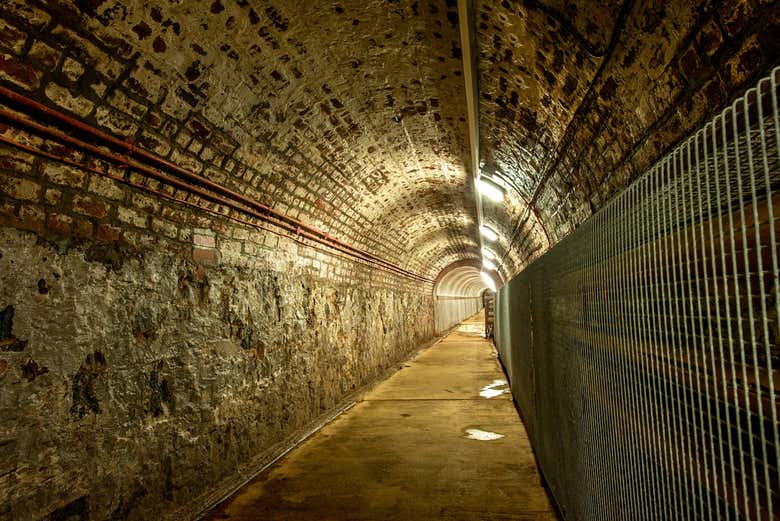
left=494, top=67, right=780, bottom=520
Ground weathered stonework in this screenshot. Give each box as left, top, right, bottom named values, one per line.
left=0, top=100, right=436, bottom=517
left=0, top=226, right=433, bottom=520
left=0, top=0, right=777, bottom=518
left=477, top=0, right=780, bottom=276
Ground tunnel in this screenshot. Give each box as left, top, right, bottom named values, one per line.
left=0, top=0, right=778, bottom=519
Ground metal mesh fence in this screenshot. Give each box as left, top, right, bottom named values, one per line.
left=494, top=66, right=780, bottom=520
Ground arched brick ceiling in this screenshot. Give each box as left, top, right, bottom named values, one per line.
left=476, top=0, right=626, bottom=273
left=434, top=264, right=486, bottom=297
left=43, top=0, right=477, bottom=280
left=473, top=0, right=767, bottom=276
left=8, top=0, right=775, bottom=283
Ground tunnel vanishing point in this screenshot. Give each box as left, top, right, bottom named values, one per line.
left=1, top=0, right=779, bottom=519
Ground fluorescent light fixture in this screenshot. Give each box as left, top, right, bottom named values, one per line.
left=481, top=248, right=496, bottom=260
left=482, top=258, right=497, bottom=271
left=480, top=225, right=498, bottom=242
left=476, top=177, right=505, bottom=202
left=481, top=270, right=497, bottom=291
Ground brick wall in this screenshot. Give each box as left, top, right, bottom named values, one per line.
left=0, top=0, right=479, bottom=280
left=477, top=0, right=780, bottom=276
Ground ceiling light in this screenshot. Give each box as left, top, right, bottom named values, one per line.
left=481, top=270, right=497, bottom=291
left=480, top=225, right=498, bottom=242
left=482, top=258, right=497, bottom=271
left=476, top=177, right=505, bottom=202
left=481, top=248, right=496, bottom=260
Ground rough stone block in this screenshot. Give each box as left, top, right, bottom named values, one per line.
left=17, top=204, right=44, bottom=232
left=678, top=45, right=703, bottom=81
left=26, top=41, right=59, bottom=69
left=43, top=188, right=61, bottom=206
left=178, top=227, right=192, bottom=242
left=43, top=163, right=87, bottom=188
left=160, top=205, right=187, bottom=224
left=169, top=148, right=203, bottom=174
left=117, top=206, right=149, bottom=228
left=193, top=233, right=216, bottom=248
left=136, top=130, right=171, bottom=156
left=0, top=19, right=26, bottom=55
left=90, top=80, right=108, bottom=98
left=132, top=193, right=161, bottom=214
left=46, top=212, right=72, bottom=234
left=71, top=216, right=94, bottom=238
left=719, top=0, right=755, bottom=36
left=200, top=145, right=217, bottom=163
left=231, top=227, right=250, bottom=241
left=160, top=90, right=193, bottom=120
left=95, top=106, right=138, bottom=138
left=2, top=1, right=51, bottom=29
left=88, top=175, right=125, bottom=201
left=96, top=223, right=121, bottom=242
left=108, top=89, right=148, bottom=119
left=151, top=217, right=178, bottom=239
left=125, top=64, right=166, bottom=103
left=122, top=229, right=155, bottom=247
left=0, top=200, right=16, bottom=225
left=72, top=195, right=108, bottom=219
left=243, top=240, right=263, bottom=256
left=220, top=238, right=242, bottom=255
left=0, top=54, right=39, bottom=90
left=723, top=33, right=763, bottom=89
left=0, top=177, right=40, bottom=202
left=696, top=19, right=724, bottom=57
left=0, top=150, right=34, bottom=174
left=50, top=26, right=124, bottom=80
left=61, top=57, right=85, bottom=82
left=44, top=83, right=94, bottom=117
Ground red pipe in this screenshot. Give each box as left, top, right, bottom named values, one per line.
left=0, top=132, right=402, bottom=274
left=0, top=124, right=429, bottom=282
left=0, top=87, right=432, bottom=283
left=0, top=86, right=402, bottom=271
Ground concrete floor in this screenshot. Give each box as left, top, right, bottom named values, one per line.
left=206, top=312, right=557, bottom=520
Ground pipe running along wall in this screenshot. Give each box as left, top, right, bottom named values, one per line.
left=0, top=86, right=432, bottom=284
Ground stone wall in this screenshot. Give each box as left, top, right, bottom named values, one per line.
left=0, top=123, right=434, bottom=519
left=0, top=3, right=445, bottom=517
left=0, top=223, right=433, bottom=520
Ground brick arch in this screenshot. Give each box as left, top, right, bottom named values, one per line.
left=1, top=0, right=772, bottom=283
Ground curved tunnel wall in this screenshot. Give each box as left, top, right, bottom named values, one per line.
left=0, top=0, right=776, bottom=519
left=433, top=263, right=487, bottom=332
left=0, top=1, right=456, bottom=517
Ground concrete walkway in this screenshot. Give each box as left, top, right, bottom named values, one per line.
left=206, top=312, right=557, bottom=520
